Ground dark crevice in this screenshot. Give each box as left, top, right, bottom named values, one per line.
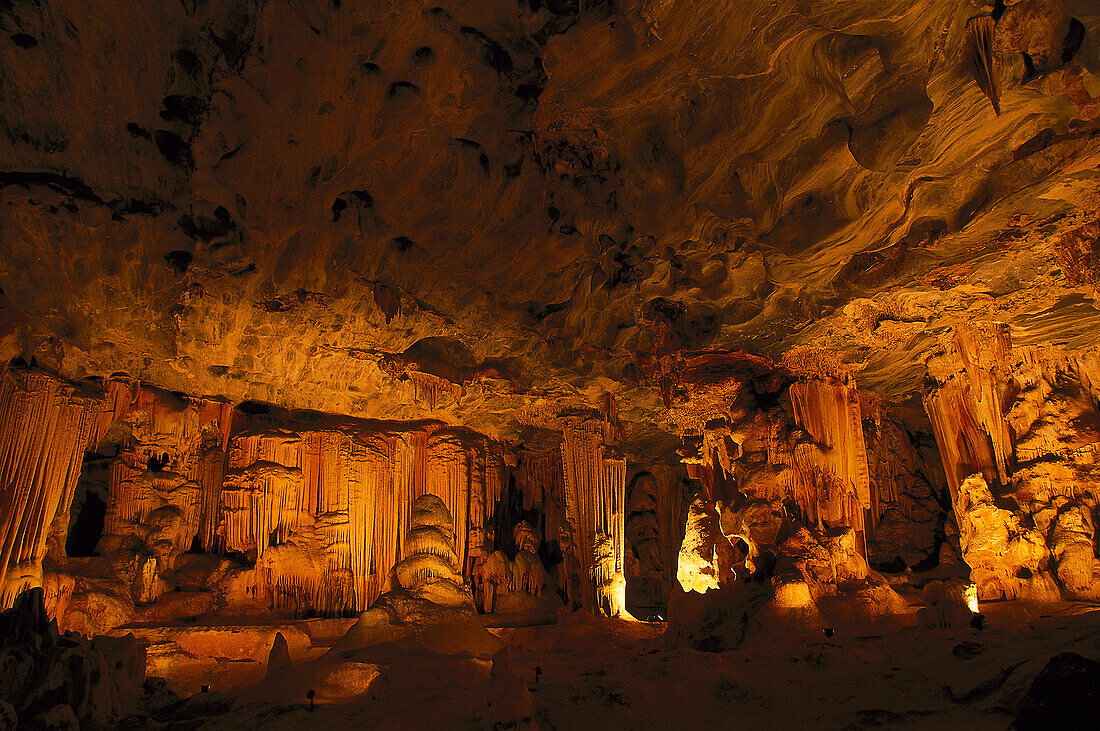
left=65, top=492, right=106, bottom=557
left=387, top=81, right=420, bottom=98
left=1062, top=18, right=1085, bottom=64
left=154, top=130, right=195, bottom=169
left=9, top=33, right=37, bottom=48
left=1, top=171, right=169, bottom=220
left=0, top=170, right=104, bottom=204
left=164, top=250, right=193, bottom=274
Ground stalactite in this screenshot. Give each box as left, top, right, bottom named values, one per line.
left=952, top=322, right=1013, bottom=485
left=0, top=369, right=100, bottom=607
left=100, top=451, right=197, bottom=563
left=925, top=326, right=1100, bottom=600
left=371, top=281, right=400, bottom=325
left=788, top=377, right=871, bottom=510
left=94, top=379, right=234, bottom=555
left=426, top=431, right=470, bottom=572
left=516, top=449, right=563, bottom=512
left=216, top=420, right=503, bottom=615
left=560, top=414, right=626, bottom=615
left=466, top=441, right=489, bottom=572
left=923, top=323, right=1012, bottom=500
left=963, top=15, right=1001, bottom=115
left=517, top=447, right=567, bottom=581
left=787, top=376, right=872, bottom=554
left=407, top=371, right=461, bottom=411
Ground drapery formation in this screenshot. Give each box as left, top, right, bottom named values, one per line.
left=0, top=369, right=100, bottom=607
left=657, top=352, right=878, bottom=558
left=220, top=422, right=506, bottom=614
left=787, top=377, right=872, bottom=552
left=99, top=380, right=234, bottom=562
left=923, top=322, right=1013, bottom=500
left=0, top=370, right=516, bottom=615
left=0, top=368, right=642, bottom=619
left=561, top=414, right=627, bottom=615
left=923, top=323, right=1100, bottom=600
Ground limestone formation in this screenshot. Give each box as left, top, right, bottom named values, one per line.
left=954, top=474, right=1059, bottom=601
left=625, top=468, right=690, bottom=614
left=0, top=369, right=100, bottom=608
left=392, top=493, right=468, bottom=607
left=0, top=0, right=1098, bottom=722
left=473, top=550, right=511, bottom=614
left=0, top=588, right=145, bottom=727
left=559, top=411, right=629, bottom=614
left=926, top=324, right=1100, bottom=601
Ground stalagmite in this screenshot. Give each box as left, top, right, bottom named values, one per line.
left=676, top=495, right=734, bottom=594
left=391, top=494, right=469, bottom=606
left=954, top=474, right=1057, bottom=601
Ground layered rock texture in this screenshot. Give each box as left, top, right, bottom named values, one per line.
left=0, top=0, right=1095, bottom=447
left=0, top=0, right=1099, bottom=676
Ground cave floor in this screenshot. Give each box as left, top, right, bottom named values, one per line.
left=157, top=603, right=1100, bottom=730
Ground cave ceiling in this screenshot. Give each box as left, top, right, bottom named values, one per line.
left=1, top=0, right=1098, bottom=458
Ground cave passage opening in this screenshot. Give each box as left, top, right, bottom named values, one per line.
left=66, top=491, right=105, bottom=557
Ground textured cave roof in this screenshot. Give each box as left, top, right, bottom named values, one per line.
left=1, top=0, right=1099, bottom=457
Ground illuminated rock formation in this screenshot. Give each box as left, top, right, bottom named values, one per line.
left=0, top=369, right=100, bottom=607
left=954, top=474, right=1059, bottom=602
left=473, top=549, right=511, bottom=614
left=787, top=377, right=872, bottom=551
left=925, top=324, right=1100, bottom=600
left=560, top=412, right=628, bottom=615
left=916, top=579, right=975, bottom=629
left=661, top=355, right=922, bottom=647
left=0, top=0, right=1098, bottom=719
left=215, top=419, right=506, bottom=615
left=657, top=353, right=885, bottom=555
left=675, top=495, right=736, bottom=595
left=392, top=493, right=469, bottom=607
left=509, top=521, right=544, bottom=596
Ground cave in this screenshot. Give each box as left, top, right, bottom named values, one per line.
left=0, top=0, right=1099, bottom=728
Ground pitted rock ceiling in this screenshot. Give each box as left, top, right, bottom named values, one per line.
left=1, top=0, right=1098, bottom=456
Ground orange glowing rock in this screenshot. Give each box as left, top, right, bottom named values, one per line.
left=0, top=369, right=100, bottom=608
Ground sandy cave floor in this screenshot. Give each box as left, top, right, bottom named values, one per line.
left=145, top=602, right=1100, bottom=730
